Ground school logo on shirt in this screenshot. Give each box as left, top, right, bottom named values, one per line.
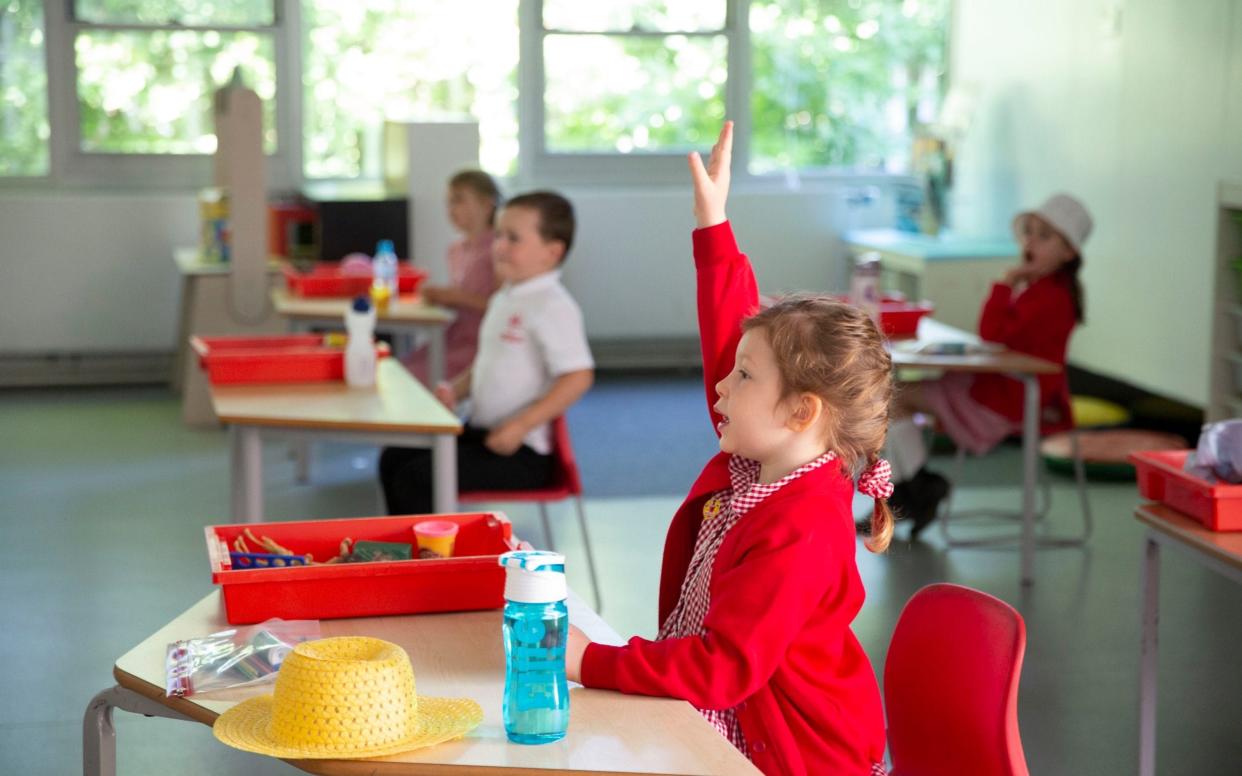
left=501, top=313, right=526, bottom=344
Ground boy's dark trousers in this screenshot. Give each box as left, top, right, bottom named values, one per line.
left=379, top=425, right=555, bottom=515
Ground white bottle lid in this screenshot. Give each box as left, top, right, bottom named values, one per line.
left=499, top=551, right=567, bottom=604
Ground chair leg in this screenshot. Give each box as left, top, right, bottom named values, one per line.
left=574, top=496, right=603, bottom=613
left=538, top=502, right=555, bottom=552
left=1070, top=429, right=1094, bottom=541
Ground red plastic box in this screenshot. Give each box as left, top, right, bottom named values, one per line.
left=1129, top=449, right=1242, bottom=531
left=191, top=334, right=389, bottom=385
left=283, top=262, right=427, bottom=297
left=206, top=512, right=524, bottom=624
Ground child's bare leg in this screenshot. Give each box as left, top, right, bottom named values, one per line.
left=887, top=380, right=935, bottom=481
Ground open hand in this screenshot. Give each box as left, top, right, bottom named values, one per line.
left=688, top=121, right=733, bottom=228
left=484, top=421, right=525, bottom=456
left=566, top=624, right=591, bottom=684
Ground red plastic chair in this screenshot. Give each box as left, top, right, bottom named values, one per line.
left=884, top=583, right=1029, bottom=776
left=457, top=416, right=602, bottom=611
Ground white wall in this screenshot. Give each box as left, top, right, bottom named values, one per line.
left=0, top=183, right=896, bottom=354
left=950, top=0, right=1242, bottom=407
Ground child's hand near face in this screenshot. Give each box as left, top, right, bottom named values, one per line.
left=1001, top=263, right=1040, bottom=290
left=566, top=624, right=591, bottom=684
left=688, top=121, right=734, bottom=229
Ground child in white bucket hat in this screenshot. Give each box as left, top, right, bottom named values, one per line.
left=874, top=192, right=1093, bottom=539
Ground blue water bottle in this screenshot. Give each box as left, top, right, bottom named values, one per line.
left=499, top=550, right=569, bottom=744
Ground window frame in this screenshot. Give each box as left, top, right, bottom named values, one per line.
left=37, top=0, right=300, bottom=189
left=518, top=0, right=752, bottom=185
left=4, top=0, right=950, bottom=189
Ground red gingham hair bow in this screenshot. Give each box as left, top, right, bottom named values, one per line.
left=858, top=458, right=894, bottom=500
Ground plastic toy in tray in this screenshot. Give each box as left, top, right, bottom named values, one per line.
left=229, top=552, right=312, bottom=569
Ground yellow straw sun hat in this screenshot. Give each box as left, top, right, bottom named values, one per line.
left=213, top=636, right=483, bottom=759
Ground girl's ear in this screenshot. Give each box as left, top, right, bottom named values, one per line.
left=786, top=393, right=825, bottom=433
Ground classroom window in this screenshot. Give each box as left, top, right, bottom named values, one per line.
left=748, top=0, right=950, bottom=173
left=1, top=0, right=50, bottom=176
left=301, top=0, right=520, bottom=179
left=71, top=0, right=278, bottom=155
left=540, top=0, right=729, bottom=154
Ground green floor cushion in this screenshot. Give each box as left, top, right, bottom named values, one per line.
left=1041, top=429, right=1187, bottom=481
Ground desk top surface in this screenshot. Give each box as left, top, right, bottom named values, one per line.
left=272, top=289, right=454, bottom=326
left=1135, top=503, right=1242, bottom=571
left=113, top=592, right=760, bottom=775
left=210, top=359, right=463, bottom=434
left=890, top=318, right=1061, bottom=376
left=844, top=228, right=1018, bottom=261
left=175, top=248, right=285, bottom=276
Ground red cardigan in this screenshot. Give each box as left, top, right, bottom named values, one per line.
left=580, top=222, right=886, bottom=776
left=969, top=274, right=1077, bottom=433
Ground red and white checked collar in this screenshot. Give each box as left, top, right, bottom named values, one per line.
left=658, top=450, right=838, bottom=757
left=727, top=450, right=838, bottom=517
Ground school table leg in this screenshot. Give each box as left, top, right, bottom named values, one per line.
left=1020, top=375, right=1039, bottom=586
left=1137, top=532, right=1160, bottom=776
left=429, top=327, right=446, bottom=386
left=230, top=425, right=264, bottom=523
left=431, top=432, right=457, bottom=514
left=83, top=686, right=195, bottom=776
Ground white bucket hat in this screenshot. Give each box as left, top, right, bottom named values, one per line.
left=1012, top=193, right=1093, bottom=257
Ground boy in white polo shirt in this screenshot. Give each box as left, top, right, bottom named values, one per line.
left=380, top=191, right=595, bottom=514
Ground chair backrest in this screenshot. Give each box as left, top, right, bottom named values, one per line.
left=884, top=583, right=1028, bottom=776
left=549, top=416, right=583, bottom=496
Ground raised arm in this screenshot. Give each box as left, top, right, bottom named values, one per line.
left=688, top=122, right=759, bottom=430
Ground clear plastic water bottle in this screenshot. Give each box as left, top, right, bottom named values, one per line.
left=498, top=551, right=569, bottom=744
left=371, top=238, right=399, bottom=311
left=849, top=250, right=882, bottom=329
left=344, top=295, right=377, bottom=387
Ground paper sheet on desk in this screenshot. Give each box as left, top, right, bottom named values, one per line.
left=891, top=340, right=1003, bottom=356
left=568, top=591, right=624, bottom=646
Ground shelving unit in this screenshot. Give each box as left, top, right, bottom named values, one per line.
left=1208, top=181, right=1242, bottom=422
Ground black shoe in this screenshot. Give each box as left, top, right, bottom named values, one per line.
left=908, top=470, right=950, bottom=539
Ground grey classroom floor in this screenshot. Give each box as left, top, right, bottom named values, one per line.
left=2, top=373, right=1240, bottom=775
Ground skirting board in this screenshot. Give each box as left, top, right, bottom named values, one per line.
left=0, top=351, right=174, bottom=387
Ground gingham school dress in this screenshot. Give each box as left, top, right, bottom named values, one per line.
left=656, top=452, right=887, bottom=775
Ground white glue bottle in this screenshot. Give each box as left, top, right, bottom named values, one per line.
left=344, top=295, right=377, bottom=387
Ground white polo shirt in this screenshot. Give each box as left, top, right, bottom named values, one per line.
left=470, top=270, right=593, bottom=455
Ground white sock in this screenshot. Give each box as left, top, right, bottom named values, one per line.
left=886, top=418, right=928, bottom=482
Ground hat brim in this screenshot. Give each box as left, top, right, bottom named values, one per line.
left=213, top=694, right=484, bottom=759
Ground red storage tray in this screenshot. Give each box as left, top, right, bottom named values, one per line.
left=878, top=296, right=935, bottom=339
left=206, top=512, right=524, bottom=624
left=283, top=262, right=427, bottom=297
left=1129, top=449, right=1242, bottom=531
left=191, top=334, right=389, bottom=385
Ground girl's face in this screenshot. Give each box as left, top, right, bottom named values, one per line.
left=447, top=185, right=494, bottom=236
left=713, top=329, right=798, bottom=461
left=1019, top=214, right=1076, bottom=278
left=492, top=205, right=563, bottom=285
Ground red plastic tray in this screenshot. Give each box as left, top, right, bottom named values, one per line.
left=836, top=295, right=934, bottom=338
left=1129, top=449, right=1242, bottom=531
left=878, top=296, right=935, bottom=339
left=283, top=262, right=427, bottom=297
left=191, top=334, right=389, bottom=385
left=206, top=512, right=524, bottom=624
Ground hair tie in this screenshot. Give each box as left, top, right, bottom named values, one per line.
left=858, top=458, right=894, bottom=500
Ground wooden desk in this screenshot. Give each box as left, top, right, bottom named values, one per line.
left=1135, top=503, right=1242, bottom=776
left=844, top=229, right=1017, bottom=332
left=211, top=359, right=462, bottom=520
left=272, top=289, right=455, bottom=385
left=892, top=318, right=1061, bottom=586
left=85, top=591, right=760, bottom=776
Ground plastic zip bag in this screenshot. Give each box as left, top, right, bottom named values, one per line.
left=165, top=618, right=320, bottom=697
left=1186, top=420, right=1242, bottom=484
